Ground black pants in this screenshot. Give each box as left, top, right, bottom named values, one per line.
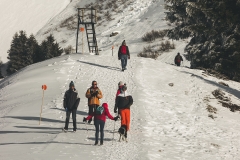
left=88, top=105, right=98, bottom=121
left=94, top=119, right=105, bottom=143
left=176, top=62, right=180, bottom=66
left=64, top=109, right=77, bottom=131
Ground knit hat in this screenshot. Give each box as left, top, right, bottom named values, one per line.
left=69, top=81, right=74, bottom=87
left=118, top=81, right=124, bottom=86
left=102, top=103, right=108, bottom=108
left=122, top=85, right=127, bottom=91
left=122, top=40, right=126, bottom=45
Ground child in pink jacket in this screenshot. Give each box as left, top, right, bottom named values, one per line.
left=83, top=103, right=119, bottom=145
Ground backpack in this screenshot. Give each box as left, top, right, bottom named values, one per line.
left=95, top=105, right=104, bottom=115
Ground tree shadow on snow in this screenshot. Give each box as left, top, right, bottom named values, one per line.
left=4, top=116, right=64, bottom=123
left=78, top=60, right=121, bottom=71
left=0, top=141, right=92, bottom=146
left=87, top=137, right=113, bottom=141
left=181, top=71, right=240, bottom=99
left=0, top=130, right=60, bottom=134
left=50, top=107, right=88, bottom=116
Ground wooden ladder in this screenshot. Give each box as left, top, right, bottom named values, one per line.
left=85, top=23, right=99, bottom=55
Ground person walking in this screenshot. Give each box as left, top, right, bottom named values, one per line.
left=114, top=85, right=133, bottom=140
left=85, top=80, right=103, bottom=124
left=63, top=81, right=80, bottom=132
left=174, top=52, right=183, bottom=66
left=118, top=40, right=130, bottom=72
left=83, top=103, right=119, bottom=145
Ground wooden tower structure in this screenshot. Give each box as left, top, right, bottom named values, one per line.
left=76, top=7, right=99, bottom=55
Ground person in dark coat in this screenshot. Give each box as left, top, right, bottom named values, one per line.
left=174, top=52, right=183, bottom=66
left=118, top=40, right=130, bottom=71
left=63, top=81, right=80, bottom=132
left=83, top=103, right=119, bottom=145
left=114, top=85, right=133, bottom=140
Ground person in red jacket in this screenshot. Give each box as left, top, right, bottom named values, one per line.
left=118, top=40, right=130, bottom=71
left=83, top=103, right=119, bottom=145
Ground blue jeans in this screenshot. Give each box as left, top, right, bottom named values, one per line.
left=64, top=109, right=77, bottom=131
left=121, top=55, right=128, bottom=69
left=94, top=119, right=105, bottom=143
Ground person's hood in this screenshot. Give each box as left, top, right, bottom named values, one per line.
left=118, top=91, right=129, bottom=97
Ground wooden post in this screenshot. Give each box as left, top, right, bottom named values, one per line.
left=80, top=27, right=85, bottom=54
left=39, top=85, right=47, bottom=125
left=76, top=9, right=80, bottom=53
left=112, top=46, right=114, bottom=56
left=95, top=9, right=97, bottom=23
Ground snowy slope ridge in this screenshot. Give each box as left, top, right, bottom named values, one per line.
left=0, top=0, right=70, bottom=63
left=1, top=0, right=240, bottom=159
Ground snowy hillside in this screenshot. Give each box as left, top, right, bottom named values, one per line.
left=0, top=0, right=70, bottom=63
left=1, top=0, right=240, bottom=160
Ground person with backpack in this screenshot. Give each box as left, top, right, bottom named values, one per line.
left=83, top=103, right=119, bottom=145
left=118, top=40, right=130, bottom=72
left=174, top=52, right=183, bottom=66
left=85, top=81, right=103, bottom=124
left=114, top=85, right=133, bottom=140
left=63, top=81, right=80, bottom=132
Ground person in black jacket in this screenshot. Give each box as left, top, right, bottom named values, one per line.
left=114, top=85, right=133, bottom=139
left=174, top=52, right=183, bottom=66
left=63, top=81, right=80, bottom=132
left=118, top=40, right=130, bottom=71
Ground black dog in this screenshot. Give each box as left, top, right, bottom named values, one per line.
left=118, top=125, right=127, bottom=142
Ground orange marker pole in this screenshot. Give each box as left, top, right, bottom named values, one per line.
left=39, top=85, right=47, bottom=125
left=80, top=27, right=84, bottom=54
left=112, top=46, right=114, bottom=56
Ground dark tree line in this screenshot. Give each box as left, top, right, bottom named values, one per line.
left=7, top=31, right=63, bottom=74
left=0, top=59, right=3, bottom=78
left=164, top=0, right=240, bottom=81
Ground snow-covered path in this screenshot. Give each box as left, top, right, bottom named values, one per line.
left=1, top=53, right=240, bottom=159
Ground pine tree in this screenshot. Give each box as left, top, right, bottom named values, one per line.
left=164, top=0, right=240, bottom=81
left=7, top=31, right=28, bottom=73
left=27, top=34, right=40, bottom=63
left=0, top=58, right=3, bottom=78
left=40, top=34, right=63, bottom=61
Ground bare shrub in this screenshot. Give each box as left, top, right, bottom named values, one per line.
left=159, top=40, right=175, bottom=51
left=138, top=45, right=160, bottom=59
left=142, top=30, right=168, bottom=42
left=104, top=11, right=112, bottom=21
left=64, top=45, right=73, bottom=54
left=106, top=1, right=113, bottom=9
left=60, top=14, right=78, bottom=30
left=206, top=105, right=217, bottom=114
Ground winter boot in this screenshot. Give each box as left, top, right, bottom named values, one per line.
left=100, top=141, right=103, bottom=145
left=62, top=128, right=68, bottom=133
left=94, top=141, right=98, bottom=145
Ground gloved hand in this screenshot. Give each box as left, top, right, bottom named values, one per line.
left=95, top=90, right=99, bottom=95
left=83, top=117, right=87, bottom=122
left=91, top=92, right=96, bottom=97
left=114, top=109, right=117, bottom=113
left=118, top=57, right=120, bottom=60
left=128, top=56, right=130, bottom=59
left=113, top=116, right=119, bottom=121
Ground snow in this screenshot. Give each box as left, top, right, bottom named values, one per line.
left=1, top=0, right=240, bottom=159
left=0, top=0, right=70, bottom=63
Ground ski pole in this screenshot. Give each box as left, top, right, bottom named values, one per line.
left=112, top=120, right=116, bottom=145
